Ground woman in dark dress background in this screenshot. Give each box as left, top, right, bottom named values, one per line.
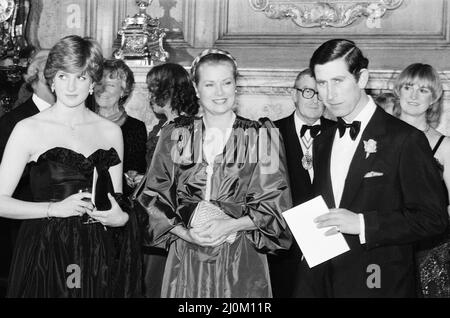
left=93, top=59, right=147, bottom=196
left=0, top=35, right=141, bottom=297
left=394, top=63, right=450, bottom=297
left=140, top=62, right=199, bottom=298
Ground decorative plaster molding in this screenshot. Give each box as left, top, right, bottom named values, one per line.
left=125, top=66, right=450, bottom=135
left=238, top=86, right=293, bottom=96
left=248, top=0, right=403, bottom=28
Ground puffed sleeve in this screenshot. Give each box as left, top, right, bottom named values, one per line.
left=244, top=119, right=293, bottom=253
left=135, top=123, right=181, bottom=249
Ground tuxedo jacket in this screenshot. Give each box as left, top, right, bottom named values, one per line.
left=269, top=113, right=335, bottom=297
left=0, top=97, right=39, bottom=163
left=309, top=106, right=448, bottom=297
left=275, top=113, right=335, bottom=206
left=0, top=97, right=39, bottom=285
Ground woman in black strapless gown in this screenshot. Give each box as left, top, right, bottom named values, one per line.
left=6, top=147, right=141, bottom=297
left=0, top=36, right=141, bottom=297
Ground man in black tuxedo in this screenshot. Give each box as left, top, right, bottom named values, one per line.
left=294, top=39, right=448, bottom=297
left=0, top=50, right=54, bottom=296
left=0, top=50, right=54, bottom=159
left=269, top=68, right=335, bottom=298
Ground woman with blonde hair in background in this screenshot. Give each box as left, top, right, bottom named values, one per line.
left=394, top=63, right=450, bottom=297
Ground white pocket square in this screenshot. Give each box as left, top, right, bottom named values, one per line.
left=364, top=171, right=384, bottom=178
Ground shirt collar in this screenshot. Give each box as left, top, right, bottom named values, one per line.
left=294, top=110, right=321, bottom=130
left=348, top=95, right=377, bottom=135
left=32, top=93, right=52, bottom=112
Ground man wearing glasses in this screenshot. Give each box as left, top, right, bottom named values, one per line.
left=268, top=68, right=335, bottom=298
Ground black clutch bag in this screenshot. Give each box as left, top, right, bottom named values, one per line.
left=94, top=166, right=115, bottom=211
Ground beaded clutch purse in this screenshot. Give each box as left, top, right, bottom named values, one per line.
left=190, top=200, right=237, bottom=244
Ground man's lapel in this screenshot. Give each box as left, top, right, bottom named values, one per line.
left=286, top=113, right=304, bottom=156
left=285, top=113, right=312, bottom=184
left=25, top=97, right=40, bottom=116
left=314, top=125, right=337, bottom=208
left=339, top=107, right=386, bottom=208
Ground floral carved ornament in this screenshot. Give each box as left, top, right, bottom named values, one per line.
left=248, top=0, right=404, bottom=28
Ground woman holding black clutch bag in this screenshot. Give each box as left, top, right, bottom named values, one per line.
left=136, top=49, right=293, bottom=298
left=0, top=35, right=141, bottom=297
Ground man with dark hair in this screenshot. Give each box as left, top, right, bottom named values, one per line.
left=294, top=38, right=448, bottom=297
left=269, top=68, right=334, bottom=297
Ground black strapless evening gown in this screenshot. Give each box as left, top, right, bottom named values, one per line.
left=7, top=147, right=141, bottom=298
left=416, top=136, right=450, bottom=298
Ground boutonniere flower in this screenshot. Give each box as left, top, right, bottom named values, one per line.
left=363, top=139, right=377, bottom=159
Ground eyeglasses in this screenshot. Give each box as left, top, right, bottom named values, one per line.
left=294, top=87, right=321, bottom=100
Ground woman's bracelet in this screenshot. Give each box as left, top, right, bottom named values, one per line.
left=46, top=202, right=53, bottom=219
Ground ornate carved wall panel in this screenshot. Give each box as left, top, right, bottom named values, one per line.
left=125, top=66, right=450, bottom=137
left=37, top=0, right=97, bottom=49
left=174, top=0, right=450, bottom=71
left=26, top=0, right=450, bottom=137
left=220, top=0, right=447, bottom=46
left=248, top=0, right=404, bottom=29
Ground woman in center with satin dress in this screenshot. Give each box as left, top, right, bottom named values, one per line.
left=136, top=48, right=293, bottom=298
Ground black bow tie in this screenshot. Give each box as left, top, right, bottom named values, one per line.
left=337, top=117, right=361, bottom=140
left=300, top=124, right=321, bottom=138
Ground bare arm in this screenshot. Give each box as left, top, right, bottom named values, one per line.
left=436, top=137, right=450, bottom=201
left=0, top=120, right=91, bottom=219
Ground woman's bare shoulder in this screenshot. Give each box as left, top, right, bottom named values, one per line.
left=433, top=133, right=450, bottom=163
left=13, top=114, right=42, bottom=133
left=89, top=112, right=119, bottom=128
left=438, top=135, right=450, bottom=151
left=87, top=113, right=123, bottom=147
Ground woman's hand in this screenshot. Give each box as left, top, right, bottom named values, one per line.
left=87, top=193, right=129, bottom=227
left=124, top=170, right=143, bottom=188
left=49, top=192, right=94, bottom=218
left=189, top=217, right=237, bottom=247
left=186, top=228, right=230, bottom=247
left=133, top=173, right=144, bottom=185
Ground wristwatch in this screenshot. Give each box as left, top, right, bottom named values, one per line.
left=0, top=0, right=14, bottom=23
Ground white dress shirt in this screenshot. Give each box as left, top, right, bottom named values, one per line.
left=330, top=96, right=377, bottom=244
left=202, top=113, right=236, bottom=201
left=294, top=112, right=321, bottom=181
left=32, top=93, right=52, bottom=112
